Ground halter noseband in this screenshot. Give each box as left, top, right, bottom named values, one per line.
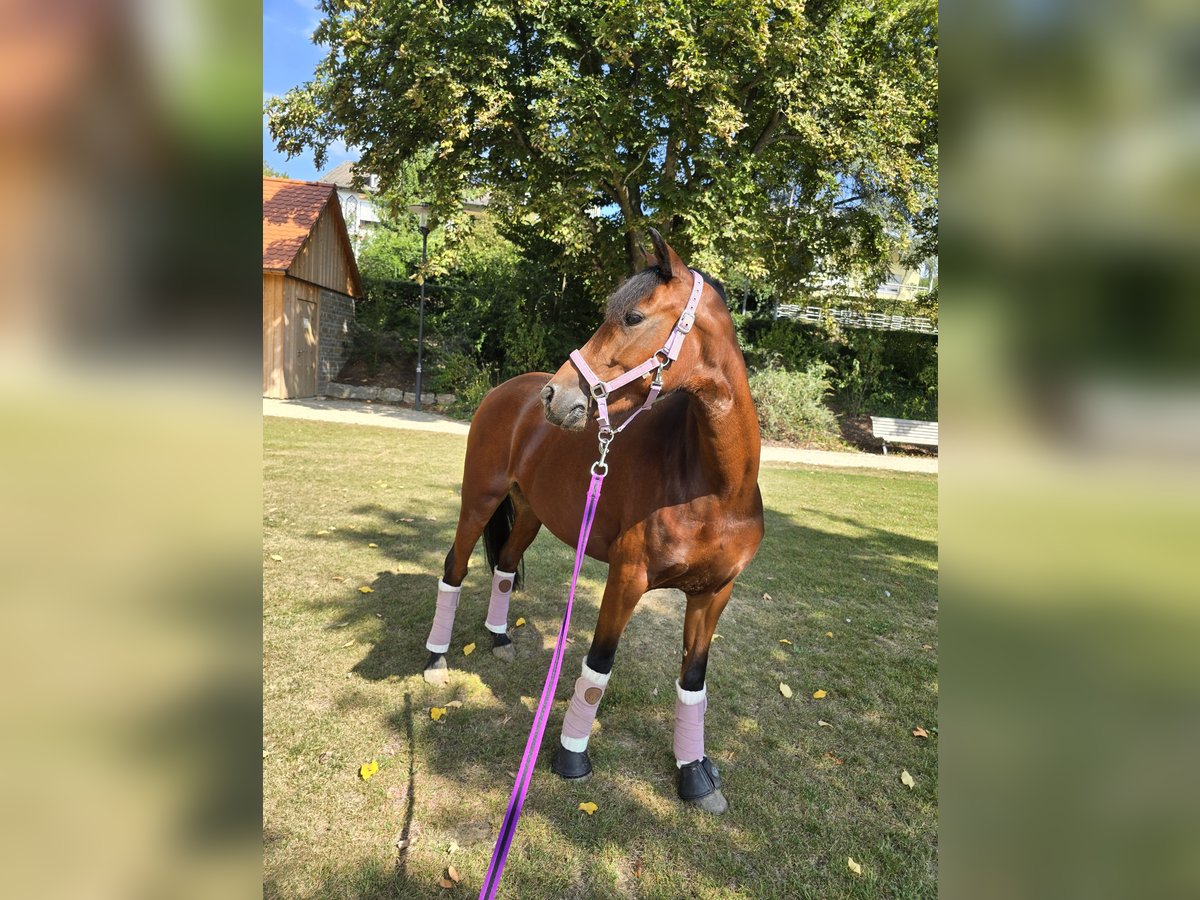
left=568, top=269, right=704, bottom=453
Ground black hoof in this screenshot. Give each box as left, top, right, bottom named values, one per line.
left=550, top=745, right=592, bottom=780
left=678, top=757, right=728, bottom=814
left=491, top=631, right=514, bottom=661
left=423, top=653, right=448, bottom=685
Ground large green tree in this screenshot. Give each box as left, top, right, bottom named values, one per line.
left=268, top=0, right=936, bottom=296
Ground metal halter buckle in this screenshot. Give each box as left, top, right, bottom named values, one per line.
left=590, top=382, right=609, bottom=400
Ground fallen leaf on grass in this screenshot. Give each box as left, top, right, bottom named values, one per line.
left=430, top=707, right=447, bottom=721
left=779, top=639, right=792, bottom=645
left=395, top=837, right=409, bottom=852
left=269, top=554, right=283, bottom=562
left=578, top=802, right=598, bottom=815
left=368, top=542, right=378, bottom=548
left=922, top=644, right=933, bottom=650
left=848, top=857, right=863, bottom=875
left=712, top=634, right=723, bottom=641
left=359, top=586, right=374, bottom=594
left=445, top=700, right=463, bottom=708
left=824, top=751, right=844, bottom=765
left=340, top=639, right=354, bottom=648
left=812, top=689, right=828, bottom=700
left=901, top=770, right=916, bottom=789
left=463, top=642, right=476, bottom=656
left=912, top=726, right=929, bottom=738
left=825, top=631, right=834, bottom=638
left=359, top=760, right=380, bottom=780
left=316, top=529, right=330, bottom=535
left=401, top=517, right=415, bottom=523
left=818, top=720, right=833, bottom=728
left=446, top=865, right=461, bottom=883
left=515, top=617, right=526, bottom=627
left=437, top=879, right=454, bottom=889
left=762, top=592, right=772, bottom=601
left=779, top=683, right=793, bottom=698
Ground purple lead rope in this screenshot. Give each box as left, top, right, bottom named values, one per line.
left=478, top=470, right=606, bottom=900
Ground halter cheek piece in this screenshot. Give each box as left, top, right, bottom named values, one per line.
left=568, top=269, right=704, bottom=470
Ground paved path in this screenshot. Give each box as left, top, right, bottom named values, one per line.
left=264, top=398, right=936, bottom=474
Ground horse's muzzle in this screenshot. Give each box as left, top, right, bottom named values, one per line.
left=540, top=380, right=588, bottom=431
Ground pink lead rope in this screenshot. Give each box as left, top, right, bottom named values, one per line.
left=478, top=470, right=605, bottom=900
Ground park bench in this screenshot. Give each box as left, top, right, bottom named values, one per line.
left=869, top=416, right=939, bottom=455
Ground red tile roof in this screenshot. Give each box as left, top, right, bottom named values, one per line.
left=262, top=177, right=338, bottom=270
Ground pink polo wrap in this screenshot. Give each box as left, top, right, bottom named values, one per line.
left=674, top=682, right=707, bottom=765
left=425, top=580, right=461, bottom=653
left=559, top=662, right=610, bottom=751
left=485, top=569, right=516, bottom=634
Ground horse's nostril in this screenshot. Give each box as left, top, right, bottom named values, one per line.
left=540, top=384, right=555, bottom=404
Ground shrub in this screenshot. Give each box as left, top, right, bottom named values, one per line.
left=748, top=362, right=839, bottom=445
left=435, top=350, right=495, bottom=420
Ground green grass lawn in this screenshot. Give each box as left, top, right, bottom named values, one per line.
left=264, top=418, right=938, bottom=899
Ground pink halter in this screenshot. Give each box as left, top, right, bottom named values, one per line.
left=569, top=269, right=704, bottom=441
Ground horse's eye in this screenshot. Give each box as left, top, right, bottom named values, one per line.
left=623, top=310, right=645, bottom=327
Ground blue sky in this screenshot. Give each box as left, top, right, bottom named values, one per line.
left=263, top=0, right=352, bottom=181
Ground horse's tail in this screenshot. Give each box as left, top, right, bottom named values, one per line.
left=482, top=493, right=524, bottom=590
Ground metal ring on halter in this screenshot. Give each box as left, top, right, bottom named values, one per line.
left=590, top=382, right=608, bottom=399
left=590, top=460, right=609, bottom=476
left=654, top=348, right=671, bottom=366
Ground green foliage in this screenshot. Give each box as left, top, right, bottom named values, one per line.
left=263, top=160, right=289, bottom=177
left=433, top=350, right=495, bottom=420
left=739, top=315, right=938, bottom=422
left=749, top=362, right=839, bottom=445
left=266, top=0, right=938, bottom=295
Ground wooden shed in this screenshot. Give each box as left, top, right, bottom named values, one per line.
left=263, top=177, right=364, bottom=398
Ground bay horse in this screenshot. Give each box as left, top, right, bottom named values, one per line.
left=422, top=229, right=764, bottom=813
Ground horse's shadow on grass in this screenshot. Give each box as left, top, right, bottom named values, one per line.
left=288, top=503, right=937, bottom=898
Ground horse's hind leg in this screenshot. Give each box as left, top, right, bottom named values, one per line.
left=422, top=480, right=508, bottom=685
left=674, top=580, right=735, bottom=814
left=485, top=487, right=542, bottom=661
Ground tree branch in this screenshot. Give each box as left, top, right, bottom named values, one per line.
left=751, top=110, right=784, bottom=156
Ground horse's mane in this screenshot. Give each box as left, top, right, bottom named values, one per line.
left=606, top=266, right=728, bottom=322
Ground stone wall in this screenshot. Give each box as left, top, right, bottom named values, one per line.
left=324, top=383, right=455, bottom=407
left=318, top=290, right=356, bottom=395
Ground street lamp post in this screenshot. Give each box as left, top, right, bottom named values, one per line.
left=406, top=199, right=487, bottom=412
left=409, top=204, right=431, bottom=412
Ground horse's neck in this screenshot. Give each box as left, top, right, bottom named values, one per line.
left=682, top=344, right=761, bottom=503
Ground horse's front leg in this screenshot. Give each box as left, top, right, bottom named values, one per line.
left=550, top=559, right=647, bottom=780
left=675, top=580, right=735, bottom=814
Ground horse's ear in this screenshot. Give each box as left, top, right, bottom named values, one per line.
left=647, top=227, right=684, bottom=281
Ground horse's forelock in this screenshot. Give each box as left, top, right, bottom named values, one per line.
left=605, top=267, right=728, bottom=322
left=606, top=268, right=666, bottom=321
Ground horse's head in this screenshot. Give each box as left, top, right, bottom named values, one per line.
left=542, top=229, right=719, bottom=431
